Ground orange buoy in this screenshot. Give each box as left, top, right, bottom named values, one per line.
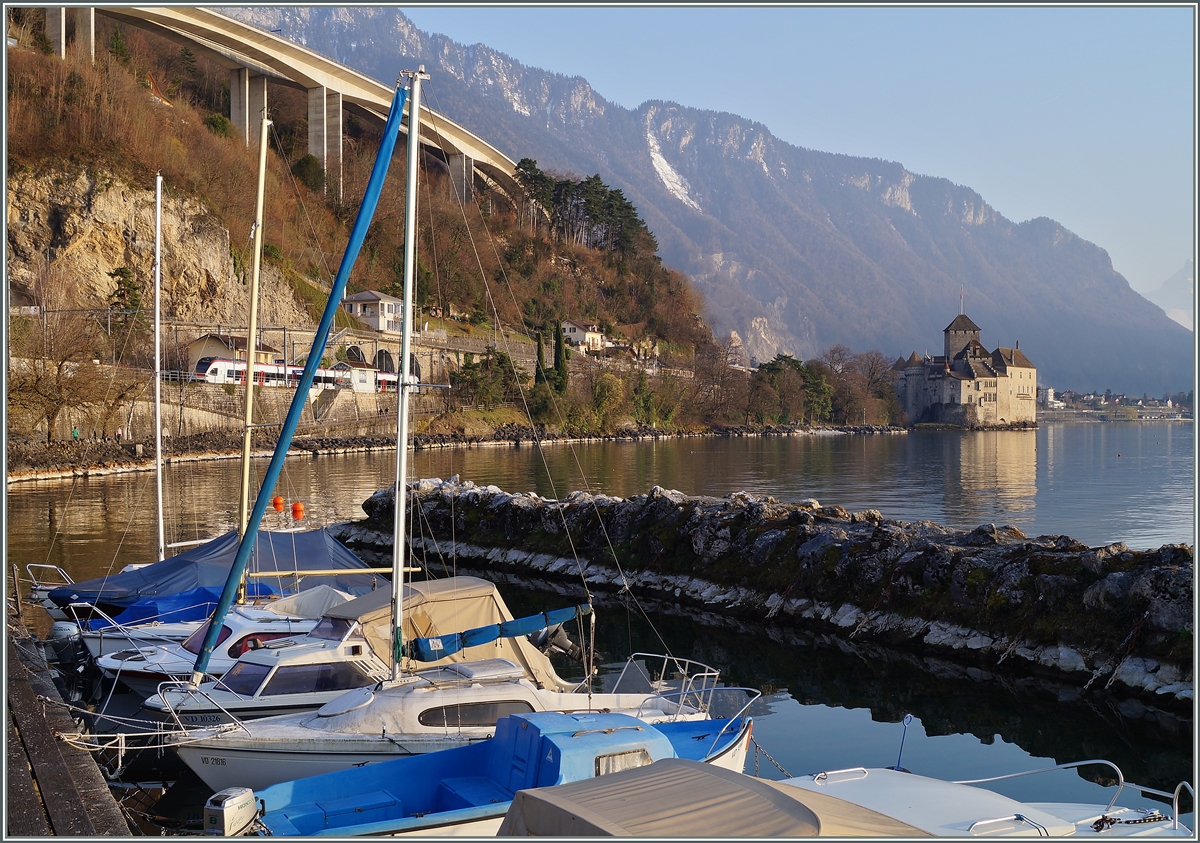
left=272, top=496, right=285, bottom=512
left=291, top=501, right=305, bottom=520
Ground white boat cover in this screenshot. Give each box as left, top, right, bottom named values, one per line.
left=323, top=576, right=566, bottom=690
left=497, top=758, right=931, bottom=837
left=263, top=585, right=352, bottom=619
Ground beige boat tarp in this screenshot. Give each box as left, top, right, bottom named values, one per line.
left=497, top=758, right=932, bottom=837
left=323, top=576, right=570, bottom=690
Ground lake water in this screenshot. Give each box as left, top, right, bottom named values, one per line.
left=5, top=420, right=1194, bottom=817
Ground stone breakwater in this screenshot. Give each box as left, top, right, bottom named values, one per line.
left=329, top=477, right=1194, bottom=708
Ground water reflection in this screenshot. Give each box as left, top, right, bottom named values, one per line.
left=495, top=582, right=1192, bottom=800
left=944, top=431, right=1037, bottom=525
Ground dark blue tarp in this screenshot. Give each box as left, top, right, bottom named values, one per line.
left=81, top=584, right=282, bottom=629
left=50, top=529, right=377, bottom=615
left=412, top=605, right=586, bottom=662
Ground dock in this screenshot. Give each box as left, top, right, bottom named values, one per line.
left=6, top=614, right=129, bottom=836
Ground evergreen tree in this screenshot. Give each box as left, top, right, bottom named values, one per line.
left=534, top=330, right=547, bottom=384
left=109, top=26, right=131, bottom=65
left=553, top=322, right=568, bottom=395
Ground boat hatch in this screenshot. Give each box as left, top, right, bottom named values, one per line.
left=317, top=685, right=376, bottom=717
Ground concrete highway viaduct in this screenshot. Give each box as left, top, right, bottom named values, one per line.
left=36, top=6, right=520, bottom=205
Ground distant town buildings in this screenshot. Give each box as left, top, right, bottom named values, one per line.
left=894, top=313, right=1036, bottom=426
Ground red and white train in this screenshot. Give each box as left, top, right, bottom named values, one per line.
left=192, top=357, right=401, bottom=393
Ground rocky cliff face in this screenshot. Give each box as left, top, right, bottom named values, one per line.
left=6, top=169, right=314, bottom=329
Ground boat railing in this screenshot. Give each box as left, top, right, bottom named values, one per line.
left=812, top=767, right=870, bottom=784
left=954, top=759, right=1193, bottom=828
left=67, top=602, right=192, bottom=649
left=25, top=563, right=73, bottom=594
left=965, top=814, right=1050, bottom=836
left=155, top=679, right=252, bottom=736
left=614, top=653, right=724, bottom=715
left=699, top=687, right=761, bottom=760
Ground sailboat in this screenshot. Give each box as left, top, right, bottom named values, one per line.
left=171, top=66, right=753, bottom=794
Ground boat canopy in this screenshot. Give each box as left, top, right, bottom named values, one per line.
left=322, top=576, right=569, bottom=690
left=497, top=758, right=931, bottom=837
left=50, top=529, right=376, bottom=613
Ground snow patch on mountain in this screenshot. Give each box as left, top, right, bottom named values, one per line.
left=645, top=111, right=701, bottom=213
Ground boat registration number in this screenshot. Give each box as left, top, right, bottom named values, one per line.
left=200, top=756, right=227, bottom=766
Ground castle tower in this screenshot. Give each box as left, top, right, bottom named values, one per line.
left=944, top=314, right=981, bottom=360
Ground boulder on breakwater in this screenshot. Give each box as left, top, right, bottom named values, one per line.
left=329, top=477, right=1193, bottom=707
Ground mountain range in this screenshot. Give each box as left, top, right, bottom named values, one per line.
left=220, top=7, right=1193, bottom=396
left=1144, top=260, right=1194, bottom=332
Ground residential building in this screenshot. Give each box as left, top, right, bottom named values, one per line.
left=561, top=320, right=606, bottom=353
left=343, top=290, right=404, bottom=334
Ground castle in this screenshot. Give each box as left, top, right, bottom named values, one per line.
left=895, top=314, right=1036, bottom=426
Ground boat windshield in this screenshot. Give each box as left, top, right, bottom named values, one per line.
left=214, top=662, right=271, bottom=697
left=307, top=617, right=358, bottom=642
left=182, top=621, right=232, bottom=655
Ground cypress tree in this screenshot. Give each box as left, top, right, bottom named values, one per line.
left=534, top=330, right=546, bottom=384
left=553, top=322, right=569, bottom=394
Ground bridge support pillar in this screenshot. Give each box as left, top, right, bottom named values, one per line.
left=230, top=67, right=249, bottom=144
left=73, top=8, right=94, bottom=62
left=44, top=8, right=66, bottom=58
left=307, top=87, right=343, bottom=200
left=248, top=74, right=268, bottom=148
left=448, top=154, right=475, bottom=203
left=230, top=71, right=267, bottom=147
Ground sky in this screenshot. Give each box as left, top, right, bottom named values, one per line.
left=401, top=5, right=1196, bottom=296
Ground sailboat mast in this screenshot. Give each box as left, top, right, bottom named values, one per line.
left=237, top=110, right=272, bottom=603
left=190, top=81, right=410, bottom=687
left=392, top=66, right=427, bottom=682
left=153, top=173, right=165, bottom=561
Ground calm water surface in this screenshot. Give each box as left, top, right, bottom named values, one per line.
left=5, top=420, right=1194, bottom=814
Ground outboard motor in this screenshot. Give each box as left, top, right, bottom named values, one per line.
left=203, top=787, right=259, bottom=836
left=528, top=623, right=584, bottom=662
left=44, top=621, right=84, bottom=668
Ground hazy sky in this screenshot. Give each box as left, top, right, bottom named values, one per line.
left=402, top=6, right=1195, bottom=295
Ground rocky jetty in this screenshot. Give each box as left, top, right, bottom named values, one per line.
left=329, top=477, right=1194, bottom=708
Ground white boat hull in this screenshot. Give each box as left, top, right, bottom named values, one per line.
left=179, top=714, right=751, bottom=793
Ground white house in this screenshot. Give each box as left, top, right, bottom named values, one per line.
left=561, top=320, right=605, bottom=353
left=343, top=290, right=404, bottom=334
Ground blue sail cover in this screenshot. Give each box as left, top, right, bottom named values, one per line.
left=49, top=529, right=375, bottom=614
left=412, top=605, right=588, bottom=662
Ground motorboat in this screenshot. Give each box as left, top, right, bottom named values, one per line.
left=496, top=758, right=1195, bottom=837
left=144, top=576, right=557, bottom=726
left=95, top=586, right=352, bottom=699
left=203, top=709, right=753, bottom=836
left=172, top=651, right=748, bottom=792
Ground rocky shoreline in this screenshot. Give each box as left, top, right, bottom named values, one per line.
left=329, top=477, right=1194, bottom=710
